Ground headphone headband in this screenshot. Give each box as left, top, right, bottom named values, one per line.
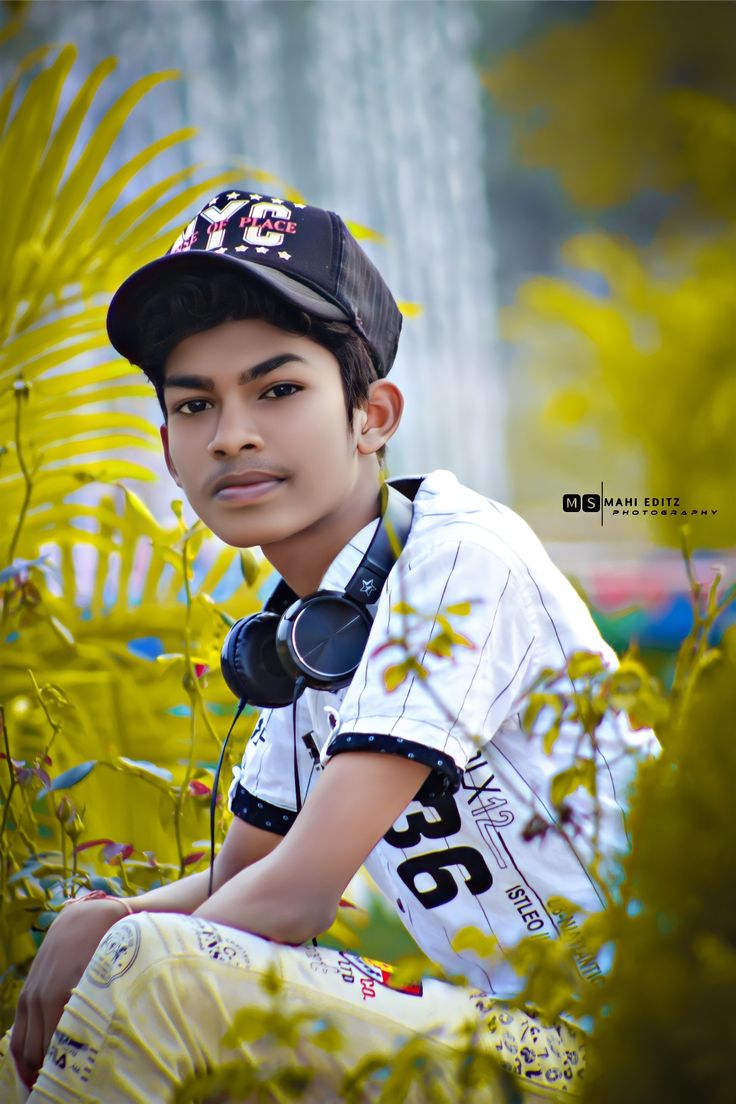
left=221, top=478, right=420, bottom=708
left=343, top=482, right=413, bottom=604
left=263, top=479, right=417, bottom=613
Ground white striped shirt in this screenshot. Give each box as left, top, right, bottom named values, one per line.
left=228, top=469, right=659, bottom=997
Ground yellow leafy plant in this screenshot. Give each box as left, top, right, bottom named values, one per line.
left=0, top=38, right=266, bottom=1028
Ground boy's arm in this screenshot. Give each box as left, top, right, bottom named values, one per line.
left=128, top=818, right=282, bottom=914
left=193, top=751, right=431, bottom=944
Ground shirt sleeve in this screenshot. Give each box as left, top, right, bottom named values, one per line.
left=320, top=539, right=539, bottom=796
left=227, top=703, right=316, bottom=836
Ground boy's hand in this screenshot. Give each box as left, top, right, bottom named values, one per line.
left=10, top=900, right=128, bottom=1091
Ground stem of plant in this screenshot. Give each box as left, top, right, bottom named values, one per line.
left=60, top=825, right=68, bottom=897
left=175, top=527, right=200, bottom=879
left=2, top=380, right=34, bottom=631
left=117, top=857, right=131, bottom=894
left=27, top=669, right=62, bottom=762
left=0, top=708, right=17, bottom=913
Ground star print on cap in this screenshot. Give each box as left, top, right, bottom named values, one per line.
left=106, top=189, right=403, bottom=378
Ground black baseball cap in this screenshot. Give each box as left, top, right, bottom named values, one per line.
left=106, top=189, right=403, bottom=377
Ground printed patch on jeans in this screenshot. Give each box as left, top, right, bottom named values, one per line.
left=87, top=919, right=142, bottom=988
left=480, top=1006, right=586, bottom=1093
left=341, top=952, right=423, bottom=997
left=304, top=943, right=341, bottom=976
left=194, top=919, right=253, bottom=968
left=46, top=1030, right=98, bottom=1084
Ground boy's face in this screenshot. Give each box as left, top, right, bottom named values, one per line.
left=160, top=317, right=379, bottom=551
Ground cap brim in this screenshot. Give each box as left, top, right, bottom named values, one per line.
left=106, top=250, right=349, bottom=363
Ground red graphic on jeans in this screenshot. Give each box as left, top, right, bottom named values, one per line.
left=341, top=952, right=423, bottom=997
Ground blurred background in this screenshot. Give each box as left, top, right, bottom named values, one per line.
left=1, top=3, right=734, bottom=1058
left=6, top=0, right=732, bottom=682
left=1, top=0, right=735, bottom=994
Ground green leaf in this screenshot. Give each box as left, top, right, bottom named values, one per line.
left=408, top=657, right=429, bottom=680
left=50, top=67, right=179, bottom=244
left=0, top=48, right=78, bottom=306
left=38, top=434, right=159, bottom=464
left=550, top=758, right=595, bottom=807
left=117, top=485, right=166, bottom=536
left=65, top=128, right=196, bottom=253
left=451, top=925, right=500, bottom=958
left=117, top=757, right=173, bottom=783
left=239, top=549, right=259, bottom=587
left=444, top=601, right=471, bottom=616
left=48, top=615, right=75, bottom=646
left=384, top=661, right=410, bottom=691
left=608, top=666, right=644, bottom=710
left=38, top=760, right=96, bottom=798
left=31, top=460, right=157, bottom=497
left=543, top=720, right=562, bottom=755
left=310, top=1019, right=344, bottom=1053
left=567, top=650, right=606, bottom=680
left=344, top=219, right=386, bottom=244
left=37, top=412, right=157, bottom=439
left=31, top=56, right=118, bottom=228
left=425, top=630, right=453, bottom=658
left=522, top=691, right=564, bottom=734
left=96, top=163, right=205, bottom=253
left=390, top=601, right=416, bottom=615
left=547, top=895, right=585, bottom=919
left=103, top=175, right=238, bottom=262
left=0, top=49, right=52, bottom=134
left=18, top=359, right=131, bottom=397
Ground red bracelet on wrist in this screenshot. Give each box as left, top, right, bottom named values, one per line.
left=61, top=891, right=135, bottom=916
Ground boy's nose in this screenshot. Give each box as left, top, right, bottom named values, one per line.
left=207, top=411, right=264, bottom=456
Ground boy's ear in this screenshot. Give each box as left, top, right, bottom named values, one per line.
left=160, top=423, right=182, bottom=487
left=355, top=379, right=403, bottom=455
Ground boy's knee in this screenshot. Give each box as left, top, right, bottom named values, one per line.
left=84, top=911, right=198, bottom=991
left=81, top=912, right=279, bottom=1003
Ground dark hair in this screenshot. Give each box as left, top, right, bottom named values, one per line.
left=134, top=269, right=386, bottom=466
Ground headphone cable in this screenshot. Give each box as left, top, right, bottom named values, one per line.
left=291, top=676, right=306, bottom=814
left=208, top=696, right=248, bottom=899
left=290, top=676, right=319, bottom=947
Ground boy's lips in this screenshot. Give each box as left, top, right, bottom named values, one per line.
left=210, top=469, right=288, bottom=504
left=211, top=469, right=287, bottom=495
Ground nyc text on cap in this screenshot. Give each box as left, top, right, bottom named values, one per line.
left=106, top=190, right=403, bottom=377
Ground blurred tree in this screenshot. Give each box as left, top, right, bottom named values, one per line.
left=484, top=0, right=736, bottom=214
left=483, top=0, right=736, bottom=548
left=479, top=6, right=736, bottom=1100
left=583, top=624, right=736, bottom=1104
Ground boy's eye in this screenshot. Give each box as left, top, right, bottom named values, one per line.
left=173, top=383, right=301, bottom=415
left=262, top=383, right=302, bottom=400
left=175, top=399, right=212, bottom=416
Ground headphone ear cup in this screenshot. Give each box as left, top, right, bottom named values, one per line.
left=220, top=612, right=297, bottom=708
left=275, top=594, right=375, bottom=691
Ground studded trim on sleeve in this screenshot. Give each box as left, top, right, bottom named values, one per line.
left=229, top=784, right=296, bottom=835
left=324, top=731, right=462, bottom=799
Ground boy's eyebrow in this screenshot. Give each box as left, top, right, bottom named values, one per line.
left=163, top=354, right=308, bottom=392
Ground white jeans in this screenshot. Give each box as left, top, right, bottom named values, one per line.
left=0, top=911, right=586, bottom=1102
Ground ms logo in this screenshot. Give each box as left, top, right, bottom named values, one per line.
left=563, top=493, right=600, bottom=513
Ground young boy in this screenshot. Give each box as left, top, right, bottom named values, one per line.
left=3, top=191, right=658, bottom=1102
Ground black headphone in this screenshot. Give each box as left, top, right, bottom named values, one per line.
left=220, top=479, right=417, bottom=708
left=208, top=477, right=420, bottom=899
